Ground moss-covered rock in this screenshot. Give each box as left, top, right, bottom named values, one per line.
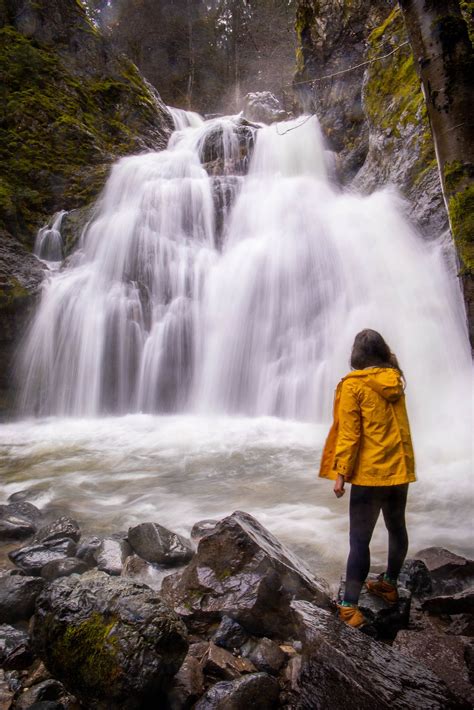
left=32, top=572, right=188, bottom=709
left=0, top=0, right=173, bottom=245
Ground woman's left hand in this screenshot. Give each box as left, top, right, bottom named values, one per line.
left=334, top=474, right=345, bottom=498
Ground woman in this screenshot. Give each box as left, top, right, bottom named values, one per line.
left=319, top=329, right=415, bottom=628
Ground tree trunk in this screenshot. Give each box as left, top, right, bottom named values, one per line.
left=399, top=0, right=474, bottom=346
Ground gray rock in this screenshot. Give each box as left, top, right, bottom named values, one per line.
left=399, top=558, right=433, bottom=596
left=194, top=672, right=280, bottom=710
left=393, top=630, right=474, bottom=706
left=9, top=537, right=77, bottom=575
left=201, top=642, right=255, bottom=680
left=243, top=91, right=288, bottom=124
left=33, top=517, right=81, bottom=544
left=32, top=572, right=188, bottom=709
left=75, top=534, right=102, bottom=567
left=97, top=537, right=132, bottom=576
left=13, top=679, right=64, bottom=710
left=166, top=654, right=204, bottom=709
left=291, top=600, right=467, bottom=709
left=0, top=670, right=14, bottom=710
left=162, top=511, right=330, bottom=638
left=0, top=624, right=33, bottom=670
left=422, top=587, right=474, bottom=616
left=128, top=522, right=193, bottom=567
left=415, top=548, right=474, bottom=596
left=199, top=118, right=258, bottom=176
left=0, top=573, right=45, bottom=622
left=245, top=637, right=285, bottom=676
left=212, top=616, right=249, bottom=651
left=41, top=557, right=88, bottom=581
left=446, top=614, right=474, bottom=637
left=191, top=519, right=219, bottom=545
left=0, top=502, right=42, bottom=541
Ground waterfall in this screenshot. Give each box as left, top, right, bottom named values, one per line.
left=34, top=210, right=66, bottom=263
left=20, top=112, right=471, bottom=443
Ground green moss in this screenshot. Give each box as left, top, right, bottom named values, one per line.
left=52, top=612, right=121, bottom=695
left=294, top=1, right=319, bottom=75
left=0, top=277, right=30, bottom=309
left=443, top=160, right=474, bottom=193
left=365, top=8, right=426, bottom=136
left=0, top=22, right=167, bottom=246
left=460, top=2, right=474, bottom=45
left=449, top=185, right=474, bottom=271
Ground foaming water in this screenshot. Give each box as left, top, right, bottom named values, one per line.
left=0, top=414, right=471, bottom=584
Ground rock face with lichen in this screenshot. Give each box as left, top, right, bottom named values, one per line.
left=294, top=1, right=445, bottom=236
left=0, top=0, right=174, bottom=415
left=32, top=572, right=188, bottom=710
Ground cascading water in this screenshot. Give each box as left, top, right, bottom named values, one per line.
left=20, top=112, right=470, bottom=428
left=3, top=109, right=471, bottom=575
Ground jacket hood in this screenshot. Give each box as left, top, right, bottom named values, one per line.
left=343, top=367, right=404, bottom=402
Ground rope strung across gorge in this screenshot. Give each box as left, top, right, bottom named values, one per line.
left=290, top=40, right=410, bottom=88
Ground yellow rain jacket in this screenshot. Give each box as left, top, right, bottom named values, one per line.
left=319, top=367, right=415, bottom=486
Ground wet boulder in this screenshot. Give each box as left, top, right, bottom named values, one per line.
left=200, top=642, right=255, bottom=680
left=243, top=91, right=288, bottom=124
left=194, top=672, right=280, bottom=710
left=198, top=118, right=258, bottom=176
left=33, top=517, right=81, bottom=544
left=212, top=616, right=249, bottom=651
left=415, top=548, right=474, bottom=595
left=0, top=502, right=42, bottom=541
left=242, top=637, right=285, bottom=676
left=9, top=537, right=77, bottom=575
left=422, top=587, right=474, bottom=616
left=0, top=572, right=45, bottom=622
left=161, top=511, right=330, bottom=637
left=76, top=534, right=102, bottom=567
left=40, top=557, right=88, bottom=581
left=191, top=519, right=219, bottom=545
left=32, top=572, right=188, bottom=709
left=166, top=654, right=204, bottom=709
left=399, top=557, right=433, bottom=596
left=291, top=600, right=467, bottom=709
left=97, top=536, right=132, bottom=575
left=0, top=624, right=33, bottom=670
left=13, top=679, right=66, bottom=710
left=128, top=522, right=193, bottom=567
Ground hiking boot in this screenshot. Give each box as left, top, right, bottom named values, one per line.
left=366, top=574, right=398, bottom=604
left=337, top=603, right=367, bottom=628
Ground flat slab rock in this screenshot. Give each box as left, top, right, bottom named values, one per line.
left=32, top=571, right=188, bottom=709
left=291, top=600, right=469, bottom=710
left=9, top=537, right=77, bottom=575
left=393, top=629, right=474, bottom=706
left=162, top=510, right=330, bottom=637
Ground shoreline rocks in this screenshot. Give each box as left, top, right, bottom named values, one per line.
left=0, top=505, right=472, bottom=709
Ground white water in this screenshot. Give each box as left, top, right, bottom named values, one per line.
left=4, top=110, right=472, bottom=574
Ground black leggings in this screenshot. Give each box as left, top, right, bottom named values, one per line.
left=344, top=483, right=409, bottom=604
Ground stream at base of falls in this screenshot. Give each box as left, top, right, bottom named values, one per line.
left=0, top=413, right=471, bottom=585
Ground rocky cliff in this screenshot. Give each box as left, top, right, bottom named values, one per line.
left=295, top=1, right=446, bottom=236
left=0, top=0, right=174, bottom=414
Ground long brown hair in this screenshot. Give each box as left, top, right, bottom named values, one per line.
left=350, top=329, right=404, bottom=381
